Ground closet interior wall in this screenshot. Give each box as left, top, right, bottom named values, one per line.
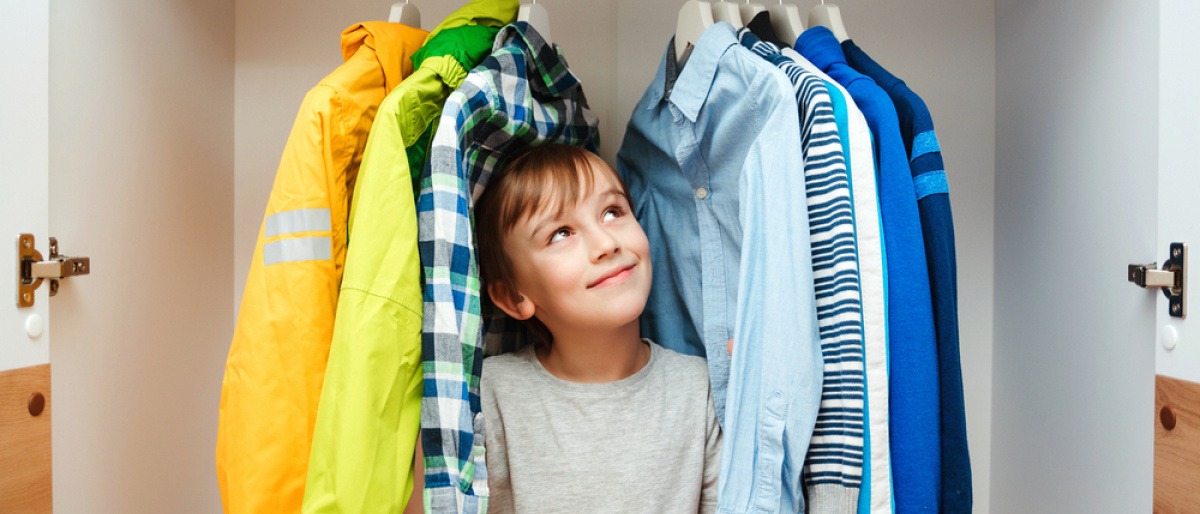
left=234, top=0, right=995, bottom=510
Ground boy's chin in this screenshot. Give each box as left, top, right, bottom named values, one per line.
left=580, top=309, right=644, bottom=332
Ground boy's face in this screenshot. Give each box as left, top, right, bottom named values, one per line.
left=500, top=162, right=652, bottom=338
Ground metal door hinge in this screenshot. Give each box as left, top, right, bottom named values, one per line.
left=17, top=234, right=90, bottom=308
left=1128, top=242, right=1187, bottom=319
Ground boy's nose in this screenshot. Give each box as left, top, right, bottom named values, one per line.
left=590, top=229, right=622, bottom=261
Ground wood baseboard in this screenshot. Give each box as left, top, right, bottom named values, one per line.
left=0, top=364, right=52, bottom=513
left=1155, top=374, right=1200, bottom=513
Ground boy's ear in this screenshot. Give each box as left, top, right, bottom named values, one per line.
left=488, top=281, right=536, bottom=321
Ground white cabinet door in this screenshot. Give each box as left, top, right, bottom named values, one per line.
left=0, top=1, right=52, bottom=510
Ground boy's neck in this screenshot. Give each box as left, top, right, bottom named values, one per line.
left=536, top=321, right=648, bottom=383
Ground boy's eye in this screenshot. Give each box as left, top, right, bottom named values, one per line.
left=602, top=206, right=624, bottom=222
left=548, top=227, right=571, bottom=244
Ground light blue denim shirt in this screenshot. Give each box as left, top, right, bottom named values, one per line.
left=617, top=22, right=823, bottom=514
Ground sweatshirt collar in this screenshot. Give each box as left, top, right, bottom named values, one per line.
left=795, top=25, right=846, bottom=72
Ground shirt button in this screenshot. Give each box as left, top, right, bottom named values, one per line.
left=695, top=187, right=709, bottom=200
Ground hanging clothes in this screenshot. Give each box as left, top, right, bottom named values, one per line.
left=738, top=28, right=865, bottom=514
left=417, top=21, right=599, bottom=514
left=216, top=22, right=428, bottom=514
left=779, top=44, right=893, bottom=514
left=842, top=40, right=972, bottom=514
left=302, top=3, right=518, bottom=513
left=617, top=22, right=822, bottom=514
left=797, top=26, right=942, bottom=514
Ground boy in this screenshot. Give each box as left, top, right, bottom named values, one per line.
left=474, top=144, right=721, bottom=513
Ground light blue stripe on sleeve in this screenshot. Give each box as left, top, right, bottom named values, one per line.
left=263, top=236, right=332, bottom=266
left=913, top=170, right=949, bottom=200
left=264, top=208, right=331, bottom=237
left=910, top=130, right=940, bottom=162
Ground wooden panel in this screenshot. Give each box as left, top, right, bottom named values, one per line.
left=1155, top=374, right=1200, bottom=513
left=0, top=364, right=51, bottom=513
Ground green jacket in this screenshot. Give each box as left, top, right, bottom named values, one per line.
left=302, top=1, right=517, bottom=512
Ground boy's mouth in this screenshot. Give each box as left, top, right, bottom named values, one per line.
left=588, top=263, right=636, bottom=289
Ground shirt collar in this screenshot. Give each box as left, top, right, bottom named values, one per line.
left=652, top=22, right=739, bottom=123
left=795, top=26, right=846, bottom=71
left=494, top=22, right=582, bottom=98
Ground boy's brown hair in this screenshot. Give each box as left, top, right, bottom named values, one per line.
left=474, top=144, right=634, bottom=345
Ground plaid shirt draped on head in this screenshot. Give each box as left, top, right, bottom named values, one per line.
left=417, top=21, right=599, bottom=513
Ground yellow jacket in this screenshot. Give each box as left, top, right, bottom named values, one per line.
left=217, top=22, right=428, bottom=514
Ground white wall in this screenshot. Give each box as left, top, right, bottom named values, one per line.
left=235, top=0, right=995, bottom=509
left=993, top=0, right=1157, bottom=511
left=49, top=0, right=234, bottom=511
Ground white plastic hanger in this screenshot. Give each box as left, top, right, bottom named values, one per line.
left=388, top=0, right=421, bottom=29
left=518, top=0, right=553, bottom=46
left=740, top=0, right=766, bottom=23
left=711, top=0, right=744, bottom=29
left=675, top=0, right=715, bottom=62
left=809, top=0, right=849, bottom=42
left=766, top=0, right=804, bottom=47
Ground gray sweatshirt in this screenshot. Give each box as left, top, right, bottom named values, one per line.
left=481, top=341, right=721, bottom=513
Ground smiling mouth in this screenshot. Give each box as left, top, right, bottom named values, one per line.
left=589, top=264, right=636, bottom=288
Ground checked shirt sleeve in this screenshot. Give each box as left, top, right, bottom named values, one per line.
left=417, top=22, right=599, bottom=513
left=417, top=84, right=490, bottom=513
